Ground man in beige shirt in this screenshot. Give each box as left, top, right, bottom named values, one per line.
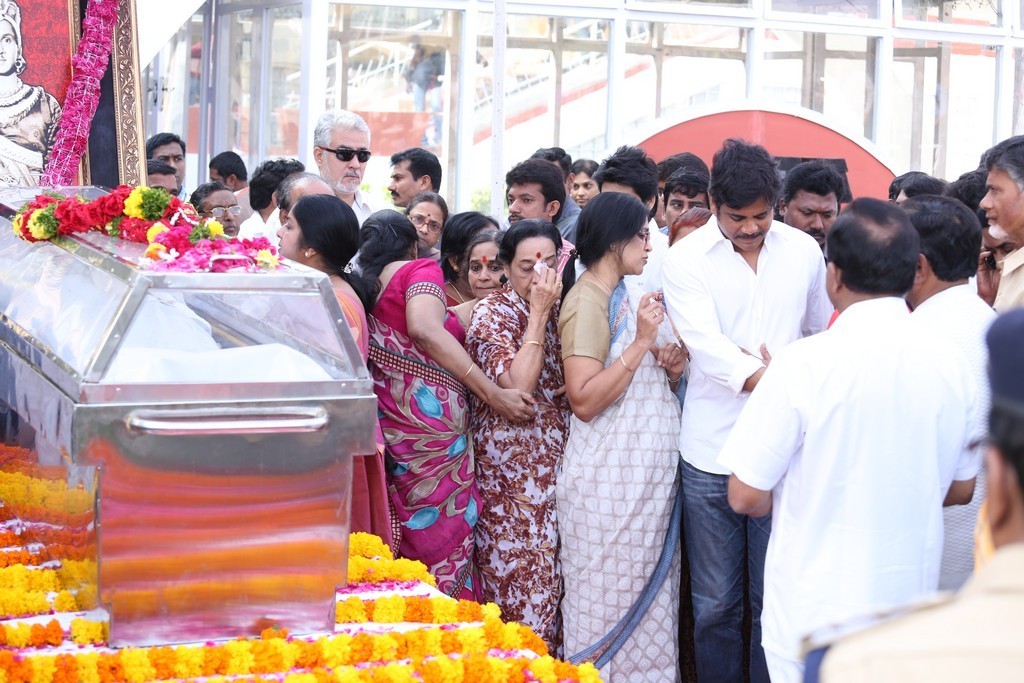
left=815, top=309, right=1024, bottom=682
left=980, top=136, right=1024, bottom=311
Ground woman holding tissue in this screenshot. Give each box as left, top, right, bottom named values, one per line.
left=557, top=192, right=686, bottom=679
left=466, top=219, right=571, bottom=652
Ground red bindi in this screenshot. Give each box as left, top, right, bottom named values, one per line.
left=481, top=256, right=488, bottom=264
left=536, top=252, right=542, bottom=259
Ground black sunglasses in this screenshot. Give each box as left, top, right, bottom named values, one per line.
left=318, top=145, right=371, bottom=163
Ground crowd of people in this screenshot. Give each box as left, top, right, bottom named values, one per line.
left=143, top=112, right=1024, bottom=682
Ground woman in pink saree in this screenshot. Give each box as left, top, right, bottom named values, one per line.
left=359, top=210, right=534, bottom=598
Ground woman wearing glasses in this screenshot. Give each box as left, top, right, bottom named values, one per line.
left=276, top=194, right=394, bottom=551
left=360, top=210, right=535, bottom=599
left=406, top=191, right=448, bottom=261
left=557, top=192, right=685, bottom=679
left=189, top=181, right=243, bottom=237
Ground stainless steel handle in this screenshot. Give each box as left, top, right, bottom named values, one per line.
left=125, top=406, right=329, bottom=435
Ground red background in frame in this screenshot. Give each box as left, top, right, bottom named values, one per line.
left=638, top=110, right=896, bottom=201
left=17, top=0, right=73, bottom=102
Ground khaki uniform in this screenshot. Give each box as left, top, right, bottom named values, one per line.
left=994, top=247, right=1024, bottom=312
left=821, top=545, right=1024, bottom=682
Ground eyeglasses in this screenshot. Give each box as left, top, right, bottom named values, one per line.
left=317, top=145, right=371, bottom=163
left=202, top=205, right=242, bottom=218
left=409, top=213, right=443, bottom=234
left=636, top=229, right=651, bottom=243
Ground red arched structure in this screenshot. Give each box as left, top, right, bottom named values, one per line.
left=637, top=109, right=895, bottom=201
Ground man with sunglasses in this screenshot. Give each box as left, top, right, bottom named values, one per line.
left=190, top=181, right=242, bottom=237
left=312, top=109, right=380, bottom=225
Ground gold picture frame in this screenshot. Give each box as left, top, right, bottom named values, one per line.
left=108, top=0, right=145, bottom=186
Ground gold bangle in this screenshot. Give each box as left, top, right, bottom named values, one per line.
left=524, top=340, right=542, bottom=347
left=462, top=363, right=474, bottom=380
left=619, top=355, right=634, bottom=373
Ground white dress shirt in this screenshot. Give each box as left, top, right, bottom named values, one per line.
left=238, top=208, right=281, bottom=248
left=718, top=297, right=979, bottom=665
left=912, top=284, right=996, bottom=590
left=351, top=188, right=380, bottom=227
left=662, top=218, right=831, bottom=474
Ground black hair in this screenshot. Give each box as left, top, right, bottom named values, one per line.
left=358, top=210, right=419, bottom=307
left=663, top=167, right=710, bottom=205
left=571, top=159, right=598, bottom=178
left=895, top=171, right=947, bottom=200
left=209, top=151, right=248, bottom=182
left=944, top=168, right=988, bottom=213
left=189, top=181, right=231, bottom=212
left=709, top=139, right=781, bottom=211
left=944, top=167, right=990, bottom=229
left=462, top=228, right=504, bottom=271
left=656, top=152, right=709, bottom=183
left=593, top=146, right=660, bottom=217
left=827, top=197, right=920, bottom=296
left=439, top=211, right=500, bottom=282
left=146, top=132, right=186, bottom=158
left=407, top=191, right=450, bottom=226
left=505, top=158, right=566, bottom=223
left=498, top=219, right=563, bottom=266
left=982, top=135, right=1024, bottom=189
left=146, top=159, right=177, bottom=178
left=782, top=160, right=848, bottom=204
left=291, top=194, right=375, bottom=312
left=498, top=218, right=576, bottom=299
left=531, top=147, right=572, bottom=180
left=390, top=148, right=442, bottom=191
left=248, top=158, right=305, bottom=212
left=574, top=192, right=649, bottom=268
left=902, top=194, right=982, bottom=282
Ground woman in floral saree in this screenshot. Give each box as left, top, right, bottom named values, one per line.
left=360, top=210, right=534, bottom=598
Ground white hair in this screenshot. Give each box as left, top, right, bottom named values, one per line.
left=313, top=110, right=371, bottom=147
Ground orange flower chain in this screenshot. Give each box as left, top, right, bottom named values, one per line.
left=0, top=447, right=604, bottom=682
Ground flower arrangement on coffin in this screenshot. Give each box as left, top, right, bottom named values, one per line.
left=10, top=186, right=279, bottom=273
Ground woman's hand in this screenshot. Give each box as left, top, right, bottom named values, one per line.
left=529, top=266, right=561, bottom=316
left=635, top=292, right=664, bottom=347
left=654, top=342, right=687, bottom=379
left=487, top=387, right=537, bottom=423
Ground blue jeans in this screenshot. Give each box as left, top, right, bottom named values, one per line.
left=682, top=459, right=770, bottom=683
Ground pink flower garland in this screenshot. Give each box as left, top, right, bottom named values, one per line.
left=42, top=0, right=120, bottom=187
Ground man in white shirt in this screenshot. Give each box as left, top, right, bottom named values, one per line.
left=663, top=138, right=831, bottom=683
left=721, top=198, right=979, bottom=683
left=238, top=157, right=305, bottom=245
left=591, top=145, right=669, bottom=291
left=313, top=110, right=379, bottom=225
left=904, top=194, right=996, bottom=589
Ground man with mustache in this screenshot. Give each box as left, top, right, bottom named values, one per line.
left=313, top=109, right=380, bottom=226
left=778, top=160, right=847, bottom=256
left=663, top=138, right=832, bottom=683
left=388, top=147, right=441, bottom=209
left=979, top=135, right=1024, bottom=312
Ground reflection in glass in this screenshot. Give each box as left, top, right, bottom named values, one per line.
left=901, top=0, right=1000, bottom=27
left=770, top=0, right=878, bottom=19
left=890, top=39, right=996, bottom=178
left=326, top=6, right=456, bottom=203
left=762, top=30, right=876, bottom=139
left=224, top=10, right=254, bottom=161
left=265, top=7, right=302, bottom=158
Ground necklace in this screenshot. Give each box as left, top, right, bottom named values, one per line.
left=446, top=282, right=468, bottom=304
left=586, top=271, right=616, bottom=298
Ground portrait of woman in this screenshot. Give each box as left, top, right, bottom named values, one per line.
left=0, top=0, right=62, bottom=186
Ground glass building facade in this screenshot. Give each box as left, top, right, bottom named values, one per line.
left=142, top=0, right=1024, bottom=212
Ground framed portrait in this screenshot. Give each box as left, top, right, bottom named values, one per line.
left=0, top=0, right=144, bottom=187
